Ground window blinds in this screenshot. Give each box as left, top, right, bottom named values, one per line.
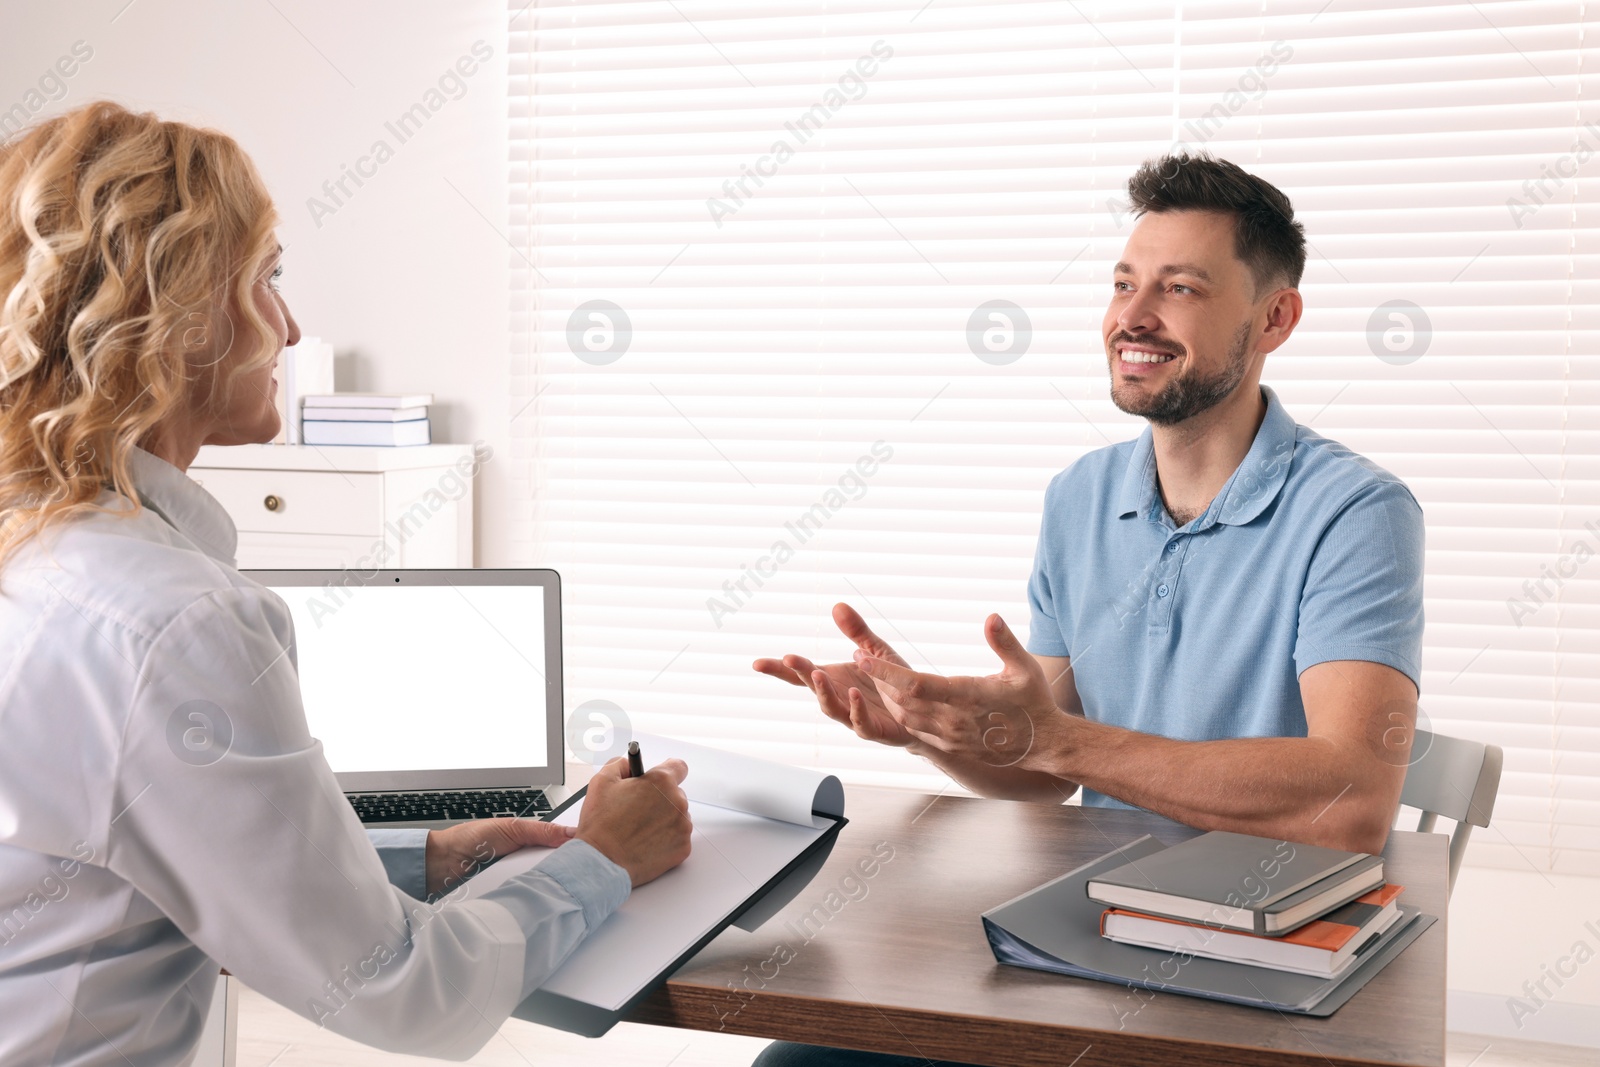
left=508, top=0, right=1599, bottom=875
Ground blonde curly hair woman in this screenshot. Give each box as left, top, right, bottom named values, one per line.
left=0, top=102, right=287, bottom=550
left=0, top=102, right=689, bottom=1066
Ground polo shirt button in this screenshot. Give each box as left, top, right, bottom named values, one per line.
left=1157, top=584, right=1170, bottom=597
left=1166, top=542, right=1178, bottom=552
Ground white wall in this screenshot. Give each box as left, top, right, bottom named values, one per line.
left=0, top=0, right=514, bottom=566
left=1448, top=864, right=1600, bottom=1046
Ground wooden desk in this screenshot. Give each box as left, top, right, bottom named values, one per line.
left=630, top=787, right=1448, bottom=1067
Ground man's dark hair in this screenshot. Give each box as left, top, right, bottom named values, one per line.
left=1127, top=152, right=1306, bottom=295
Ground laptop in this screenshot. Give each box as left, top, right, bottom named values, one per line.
left=246, top=568, right=565, bottom=829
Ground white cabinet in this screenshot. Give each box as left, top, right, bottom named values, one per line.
left=189, top=444, right=477, bottom=568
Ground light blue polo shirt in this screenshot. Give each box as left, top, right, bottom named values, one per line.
left=1026, top=386, right=1425, bottom=809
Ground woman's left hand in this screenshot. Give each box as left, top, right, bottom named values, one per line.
left=425, top=818, right=576, bottom=898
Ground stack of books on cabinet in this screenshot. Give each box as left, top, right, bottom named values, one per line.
left=301, top=393, right=434, bottom=447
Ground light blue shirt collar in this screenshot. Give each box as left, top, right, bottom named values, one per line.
left=1115, top=385, right=1297, bottom=531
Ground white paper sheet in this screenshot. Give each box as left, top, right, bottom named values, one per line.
left=459, top=734, right=843, bottom=1011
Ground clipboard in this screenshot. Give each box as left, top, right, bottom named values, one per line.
left=460, top=734, right=847, bottom=1036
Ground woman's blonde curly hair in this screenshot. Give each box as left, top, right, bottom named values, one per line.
left=0, top=100, right=280, bottom=573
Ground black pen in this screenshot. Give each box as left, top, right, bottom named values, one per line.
left=626, top=740, right=644, bottom=778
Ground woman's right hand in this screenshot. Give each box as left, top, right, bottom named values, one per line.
left=574, top=757, right=692, bottom=886
left=752, top=602, right=917, bottom=749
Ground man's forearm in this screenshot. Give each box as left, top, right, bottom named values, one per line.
left=1030, top=715, right=1396, bottom=853
left=906, top=740, right=1080, bottom=802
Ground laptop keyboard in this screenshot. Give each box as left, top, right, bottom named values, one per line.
left=348, top=789, right=553, bottom=823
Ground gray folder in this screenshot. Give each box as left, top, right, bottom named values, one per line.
left=982, top=835, right=1435, bottom=1016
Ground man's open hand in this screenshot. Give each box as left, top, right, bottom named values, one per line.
left=853, top=613, right=1069, bottom=769
left=753, top=603, right=917, bottom=747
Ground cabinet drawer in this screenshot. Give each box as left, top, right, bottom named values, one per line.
left=190, top=468, right=381, bottom=537
left=234, top=532, right=376, bottom=569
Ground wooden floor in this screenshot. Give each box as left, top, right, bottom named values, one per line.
left=237, top=986, right=770, bottom=1067
left=237, top=986, right=1594, bottom=1067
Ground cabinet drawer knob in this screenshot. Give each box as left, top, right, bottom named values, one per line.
left=263, top=494, right=282, bottom=513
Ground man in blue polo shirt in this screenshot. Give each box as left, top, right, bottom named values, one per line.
left=756, top=151, right=1423, bottom=863
left=748, top=150, right=1422, bottom=1067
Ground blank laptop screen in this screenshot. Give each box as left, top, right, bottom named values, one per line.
left=270, top=583, right=548, bottom=774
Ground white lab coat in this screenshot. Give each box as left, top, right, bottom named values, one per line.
left=0, top=447, right=629, bottom=1065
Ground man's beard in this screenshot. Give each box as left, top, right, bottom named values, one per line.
left=1109, top=322, right=1252, bottom=426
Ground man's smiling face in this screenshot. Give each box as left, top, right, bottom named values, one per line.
left=1102, top=209, right=1271, bottom=426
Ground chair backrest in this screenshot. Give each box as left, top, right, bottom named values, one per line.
left=1397, top=728, right=1504, bottom=896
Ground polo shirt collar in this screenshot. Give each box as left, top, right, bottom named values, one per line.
left=123, top=446, right=239, bottom=565
left=1116, top=385, right=1297, bottom=530
left=1116, top=424, right=1159, bottom=521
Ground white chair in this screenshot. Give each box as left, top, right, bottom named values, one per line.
left=1397, top=728, right=1503, bottom=896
